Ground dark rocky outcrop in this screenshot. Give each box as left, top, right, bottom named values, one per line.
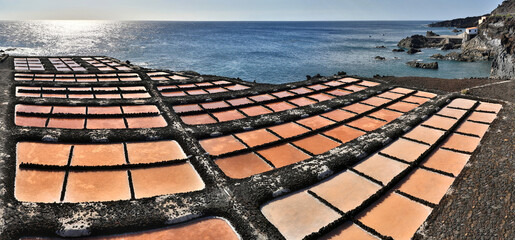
left=441, top=42, right=461, bottom=50
left=430, top=54, right=445, bottom=59
left=491, top=49, right=515, bottom=78
left=392, top=48, right=405, bottom=52
left=374, top=56, right=386, bottom=60
left=407, top=48, right=421, bottom=54
left=398, top=35, right=448, bottom=49
left=491, top=0, right=515, bottom=15
left=398, top=35, right=428, bottom=48
left=406, top=61, right=438, bottom=69
left=488, top=15, right=515, bottom=78
left=426, top=31, right=439, bottom=37
left=462, top=16, right=515, bottom=76
left=0, top=54, right=8, bottom=63
left=375, top=46, right=386, bottom=49
left=428, top=16, right=484, bottom=28
left=430, top=50, right=492, bottom=62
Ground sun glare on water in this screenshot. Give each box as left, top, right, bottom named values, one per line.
left=1, top=20, right=122, bottom=55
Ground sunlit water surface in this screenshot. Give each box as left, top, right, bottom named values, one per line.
left=0, top=21, right=492, bottom=83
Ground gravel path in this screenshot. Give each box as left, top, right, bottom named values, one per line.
left=467, top=80, right=515, bottom=103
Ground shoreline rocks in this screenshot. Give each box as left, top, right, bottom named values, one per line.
left=441, top=42, right=461, bottom=50
left=392, top=48, right=405, bottom=52
left=398, top=34, right=449, bottom=49
left=426, top=31, right=439, bottom=37
left=407, top=48, right=421, bottom=54
left=430, top=50, right=492, bottom=62
left=430, top=54, right=445, bottom=59
left=398, top=35, right=429, bottom=49
left=406, top=61, right=439, bottom=69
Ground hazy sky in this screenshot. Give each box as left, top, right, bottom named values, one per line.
left=0, top=0, right=504, bottom=21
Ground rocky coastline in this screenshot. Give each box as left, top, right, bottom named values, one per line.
left=428, top=16, right=484, bottom=28
left=398, top=0, right=515, bottom=79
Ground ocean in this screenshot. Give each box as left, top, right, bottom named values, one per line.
left=0, top=21, right=492, bottom=83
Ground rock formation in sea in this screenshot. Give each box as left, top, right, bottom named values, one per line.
left=398, top=35, right=437, bottom=49
left=397, top=33, right=460, bottom=50
left=406, top=61, right=438, bottom=69
left=374, top=56, right=386, bottom=60
left=406, top=48, right=421, bottom=54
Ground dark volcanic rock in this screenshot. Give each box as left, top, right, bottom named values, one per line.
left=407, top=48, right=421, bottom=54
left=473, top=16, right=515, bottom=78
left=374, top=56, right=386, bottom=60
left=500, top=30, right=515, bottom=55
left=444, top=52, right=464, bottom=60
left=398, top=35, right=447, bottom=49
left=406, top=61, right=439, bottom=69
left=392, top=48, right=405, bottom=52
left=428, top=16, right=483, bottom=28
left=0, top=54, right=8, bottom=62
left=448, top=49, right=493, bottom=62
left=441, top=42, right=460, bottom=50
left=426, top=31, right=439, bottom=37
left=491, top=0, right=515, bottom=15
left=398, top=35, right=427, bottom=48
left=491, top=49, right=515, bottom=79
left=430, top=53, right=445, bottom=59
left=375, top=46, right=386, bottom=49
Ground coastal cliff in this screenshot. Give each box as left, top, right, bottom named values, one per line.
left=425, top=0, right=515, bottom=79
left=468, top=16, right=515, bottom=79
left=428, top=0, right=515, bottom=28
left=428, top=16, right=484, bottom=28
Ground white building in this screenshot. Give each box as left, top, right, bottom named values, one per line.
left=478, top=16, right=487, bottom=25
left=466, top=27, right=478, bottom=35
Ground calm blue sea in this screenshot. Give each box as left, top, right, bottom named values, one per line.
left=0, top=21, right=492, bottom=83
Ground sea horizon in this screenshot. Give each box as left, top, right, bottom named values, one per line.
left=0, top=20, right=446, bottom=22
left=0, top=20, right=491, bottom=83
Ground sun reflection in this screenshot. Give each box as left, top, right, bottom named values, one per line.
left=39, top=20, right=108, bottom=35
left=2, top=20, right=123, bottom=56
